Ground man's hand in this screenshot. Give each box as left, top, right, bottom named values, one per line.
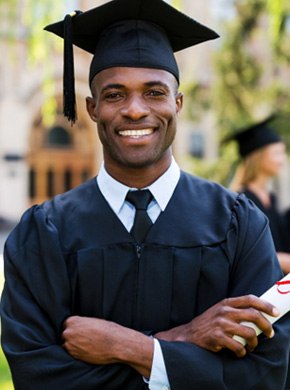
left=62, top=316, right=154, bottom=378
left=155, top=295, right=279, bottom=358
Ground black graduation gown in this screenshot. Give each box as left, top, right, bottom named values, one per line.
left=1, top=172, right=289, bottom=390
left=243, top=188, right=290, bottom=253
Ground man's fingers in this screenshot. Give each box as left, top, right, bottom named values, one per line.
left=224, top=295, right=279, bottom=317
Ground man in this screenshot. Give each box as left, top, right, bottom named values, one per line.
left=1, top=0, right=289, bottom=389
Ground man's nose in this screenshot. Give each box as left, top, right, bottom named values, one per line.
left=120, top=95, right=150, bottom=120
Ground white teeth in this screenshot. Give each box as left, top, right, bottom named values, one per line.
left=119, top=129, right=153, bottom=137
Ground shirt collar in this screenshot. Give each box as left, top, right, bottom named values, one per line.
left=148, top=159, right=180, bottom=211
left=97, top=158, right=180, bottom=214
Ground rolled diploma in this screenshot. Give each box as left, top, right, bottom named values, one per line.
left=233, top=272, right=290, bottom=345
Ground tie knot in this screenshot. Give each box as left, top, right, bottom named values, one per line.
left=126, top=190, right=153, bottom=210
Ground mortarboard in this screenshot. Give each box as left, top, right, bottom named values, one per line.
left=44, top=0, right=219, bottom=124
left=226, top=115, right=281, bottom=158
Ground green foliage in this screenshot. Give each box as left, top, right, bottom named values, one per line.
left=0, top=1, right=66, bottom=126
left=271, top=112, right=290, bottom=150
left=182, top=83, right=212, bottom=122
left=185, top=143, right=239, bottom=187
left=215, top=0, right=290, bottom=132
left=0, top=272, right=13, bottom=389
left=172, top=0, right=182, bottom=10
left=0, top=347, right=13, bottom=390
left=0, top=1, right=64, bottom=56
left=213, top=0, right=266, bottom=132
left=267, top=0, right=290, bottom=61
left=23, top=1, right=65, bottom=125
left=22, top=1, right=64, bottom=64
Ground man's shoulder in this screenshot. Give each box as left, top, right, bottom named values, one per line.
left=179, top=171, right=238, bottom=204
left=179, top=171, right=267, bottom=224
left=42, top=177, right=99, bottom=217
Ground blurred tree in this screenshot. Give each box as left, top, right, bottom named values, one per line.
left=214, top=0, right=266, bottom=132
left=268, top=0, right=290, bottom=62
left=266, top=0, right=290, bottom=144
left=0, top=0, right=65, bottom=125
left=0, top=0, right=64, bottom=53
left=184, top=0, right=290, bottom=185
left=214, top=0, right=290, bottom=135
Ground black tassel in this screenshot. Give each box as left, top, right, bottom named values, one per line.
left=63, top=12, right=79, bottom=125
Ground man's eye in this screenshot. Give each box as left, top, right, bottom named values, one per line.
left=105, top=92, right=122, bottom=100
left=148, top=90, right=165, bottom=97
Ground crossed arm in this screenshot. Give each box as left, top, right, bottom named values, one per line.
left=62, top=295, right=279, bottom=378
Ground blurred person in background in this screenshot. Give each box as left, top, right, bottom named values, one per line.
left=229, top=115, right=290, bottom=274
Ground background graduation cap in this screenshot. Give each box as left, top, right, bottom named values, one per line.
left=44, top=0, right=219, bottom=124
left=226, top=115, right=282, bottom=158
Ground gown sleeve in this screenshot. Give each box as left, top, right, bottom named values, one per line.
left=159, top=194, right=290, bottom=390
left=0, top=206, right=145, bottom=390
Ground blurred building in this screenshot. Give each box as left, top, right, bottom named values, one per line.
left=0, top=1, right=103, bottom=221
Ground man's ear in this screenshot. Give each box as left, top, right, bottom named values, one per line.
left=176, top=92, right=183, bottom=114
left=86, top=96, right=98, bottom=122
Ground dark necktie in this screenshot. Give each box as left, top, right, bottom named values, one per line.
left=126, top=190, right=153, bottom=244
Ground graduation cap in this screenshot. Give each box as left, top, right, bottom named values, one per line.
left=44, top=0, right=219, bottom=124
left=226, top=115, right=281, bottom=158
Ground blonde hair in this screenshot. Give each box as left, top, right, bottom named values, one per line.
left=229, top=148, right=266, bottom=192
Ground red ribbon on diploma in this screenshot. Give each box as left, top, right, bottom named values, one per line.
left=276, top=280, right=290, bottom=295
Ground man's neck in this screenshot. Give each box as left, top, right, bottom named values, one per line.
left=104, top=157, right=172, bottom=189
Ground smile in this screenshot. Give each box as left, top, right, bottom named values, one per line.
left=118, top=129, right=154, bottom=138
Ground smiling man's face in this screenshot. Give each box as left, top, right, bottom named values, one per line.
left=86, top=67, right=183, bottom=176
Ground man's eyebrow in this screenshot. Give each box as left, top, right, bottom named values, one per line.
left=144, top=81, right=170, bottom=89
left=102, top=81, right=170, bottom=89
left=99, top=81, right=172, bottom=95
left=101, top=83, right=125, bottom=92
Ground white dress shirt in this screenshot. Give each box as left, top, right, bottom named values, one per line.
left=97, top=158, right=180, bottom=390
